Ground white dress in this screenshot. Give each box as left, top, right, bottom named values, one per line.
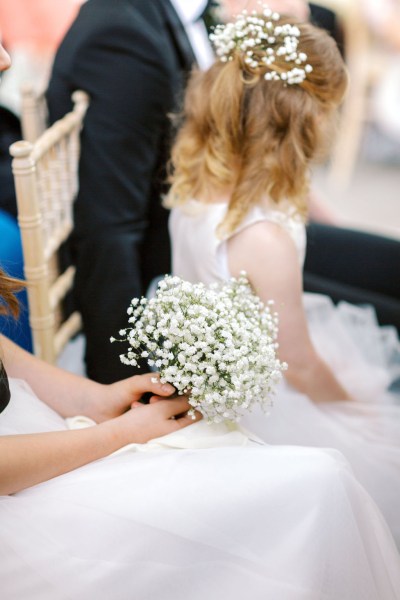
left=1, top=376, right=400, bottom=599
left=170, top=200, right=400, bottom=546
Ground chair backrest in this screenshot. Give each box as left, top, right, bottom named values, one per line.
left=20, top=83, right=89, bottom=143
left=20, top=82, right=49, bottom=143
left=10, top=91, right=89, bottom=363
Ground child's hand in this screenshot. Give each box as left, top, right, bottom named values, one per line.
left=112, top=396, right=201, bottom=445
left=85, top=373, right=176, bottom=423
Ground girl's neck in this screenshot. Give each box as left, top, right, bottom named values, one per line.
left=200, top=185, right=234, bottom=205
left=198, top=187, right=275, bottom=211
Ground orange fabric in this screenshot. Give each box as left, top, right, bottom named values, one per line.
left=0, top=0, right=80, bottom=53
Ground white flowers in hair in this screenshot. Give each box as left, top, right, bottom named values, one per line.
left=210, top=4, right=313, bottom=85
left=111, top=274, right=286, bottom=424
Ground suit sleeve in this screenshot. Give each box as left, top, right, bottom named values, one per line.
left=48, top=18, right=180, bottom=383
left=68, top=22, right=177, bottom=233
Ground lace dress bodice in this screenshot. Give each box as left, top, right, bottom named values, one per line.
left=169, top=200, right=306, bottom=285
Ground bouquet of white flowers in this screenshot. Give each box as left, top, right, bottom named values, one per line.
left=111, top=274, right=286, bottom=424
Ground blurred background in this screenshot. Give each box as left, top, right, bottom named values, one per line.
left=312, top=0, right=400, bottom=242
left=314, top=0, right=400, bottom=239
left=314, top=145, right=400, bottom=242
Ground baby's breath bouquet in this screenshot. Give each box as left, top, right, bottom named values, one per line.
left=111, top=274, right=286, bottom=424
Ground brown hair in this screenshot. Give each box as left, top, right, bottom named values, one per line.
left=0, top=268, right=23, bottom=318
left=166, top=17, right=348, bottom=236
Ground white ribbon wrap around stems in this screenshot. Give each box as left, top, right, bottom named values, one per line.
left=66, top=416, right=265, bottom=454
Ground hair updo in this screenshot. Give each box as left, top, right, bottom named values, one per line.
left=167, top=15, right=348, bottom=236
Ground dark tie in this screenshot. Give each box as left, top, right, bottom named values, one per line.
left=160, top=0, right=197, bottom=70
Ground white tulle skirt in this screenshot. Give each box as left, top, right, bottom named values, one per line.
left=241, top=294, right=400, bottom=546
left=1, top=377, right=400, bottom=599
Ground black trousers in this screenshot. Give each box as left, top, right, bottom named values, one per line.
left=304, top=223, right=400, bottom=333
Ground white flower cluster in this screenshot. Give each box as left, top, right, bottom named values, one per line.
left=209, top=4, right=313, bottom=85
left=111, top=274, right=286, bottom=424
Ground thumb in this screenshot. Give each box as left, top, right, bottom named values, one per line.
left=133, top=372, right=175, bottom=397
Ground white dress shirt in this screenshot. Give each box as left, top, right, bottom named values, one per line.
left=169, top=0, right=215, bottom=69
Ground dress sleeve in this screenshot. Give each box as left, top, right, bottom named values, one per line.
left=0, top=363, right=11, bottom=414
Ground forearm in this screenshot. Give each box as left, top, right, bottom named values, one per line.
left=286, top=354, right=351, bottom=402
left=0, top=420, right=124, bottom=495
left=0, top=396, right=196, bottom=494
left=0, top=334, right=103, bottom=417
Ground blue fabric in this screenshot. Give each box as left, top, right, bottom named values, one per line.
left=0, top=209, right=32, bottom=351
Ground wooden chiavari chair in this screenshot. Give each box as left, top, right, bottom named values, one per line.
left=10, top=90, right=89, bottom=363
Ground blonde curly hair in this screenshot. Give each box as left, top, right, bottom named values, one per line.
left=166, top=16, right=348, bottom=237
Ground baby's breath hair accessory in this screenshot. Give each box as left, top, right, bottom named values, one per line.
left=209, top=4, right=313, bottom=85
left=112, top=274, right=286, bottom=424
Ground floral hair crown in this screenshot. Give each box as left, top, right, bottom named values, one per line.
left=209, top=4, right=313, bottom=85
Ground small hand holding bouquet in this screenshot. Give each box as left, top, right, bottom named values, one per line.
left=111, top=274, right=286, bottom=424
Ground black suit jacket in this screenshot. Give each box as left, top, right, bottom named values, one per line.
left=309, top=3, right=344, bottom=54
left=47, top=0, right=196, bottom=382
